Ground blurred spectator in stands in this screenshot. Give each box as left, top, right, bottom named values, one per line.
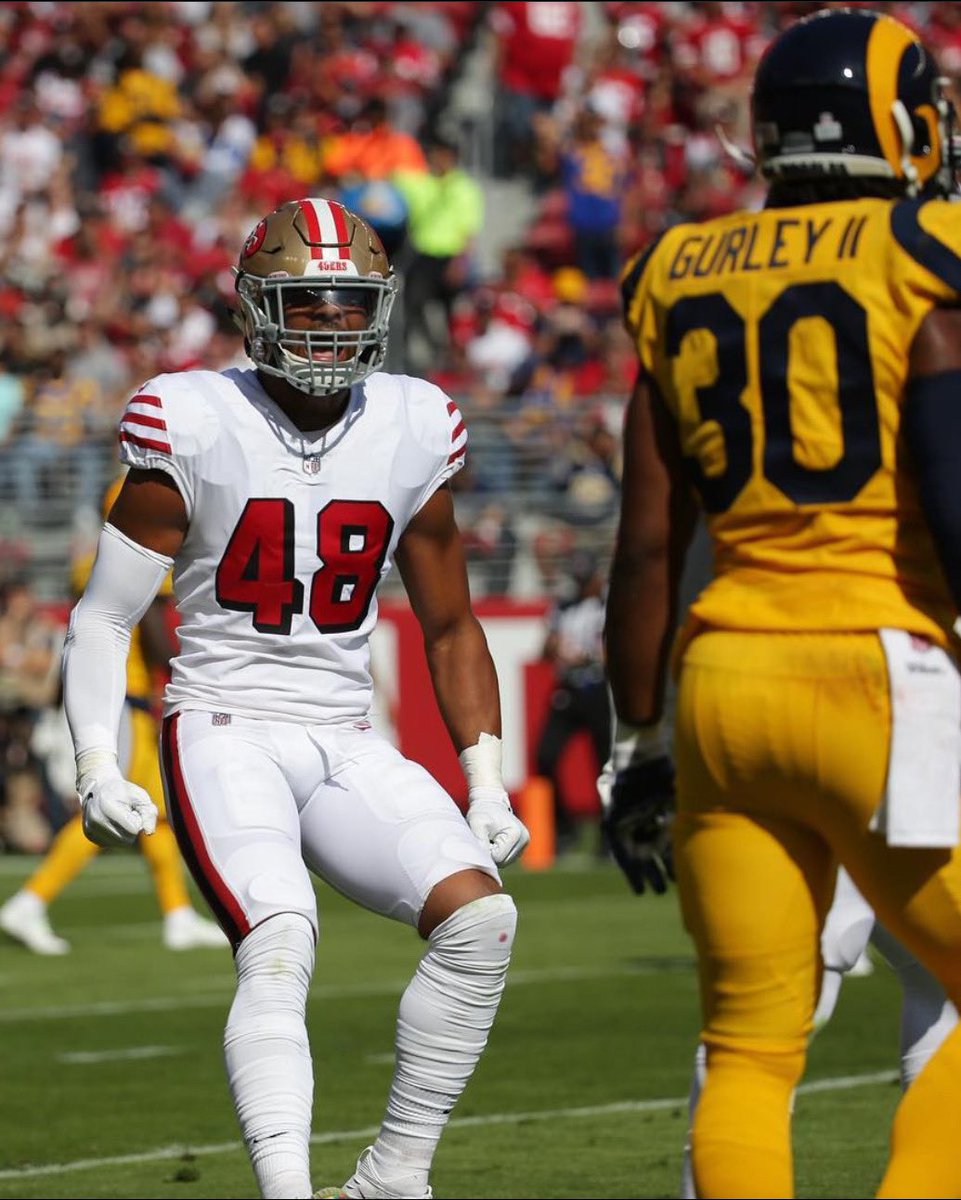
left=395, top=133, right=484, bottom=373
left=672, top=0, right=766, bottom=127
left=461, top=284, right=539, bottom=393
left=457, top=384, right=521, bottom=495
left=557, top=23, right=652, bottom=160
left=182, top=74, right=258, bottom=219
left=0, top=95, right=65, bottom=246
left=67, top=318, right=129, bottom=402
left=326, top=97, right=428, bottom=183
left=326, top=97, right=426, bottom=260
left=926, top=3, right=961, bottom=78
left=0, top=578, right=62, bottom=853
left=462, top=501, right=519, bottom=596
left=339, top=176, right=410, bottom=263
left=534, top=550, right=608, bottom=852
left=241, top=95, right=327, bottom=212
left=547, top=408, right=621, bottom=526
left=241, top=7, right=296, bottom=116
left=53, top=203, right=126, bottom=322
left=378, top=5, right=452, bottom=134
left=489, top=1, right=582, bottom=180
left=10, top=351, right=112, bottom=522
left=94, top=39, right=183, bottom=178
left=554, top=106, right=628, bottom=280
left=0, top=359, right=26, bottom=504
left=619, top=144, right=672, bottom=256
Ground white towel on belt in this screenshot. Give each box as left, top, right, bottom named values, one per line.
left=871, top=628, right=961, bottom=847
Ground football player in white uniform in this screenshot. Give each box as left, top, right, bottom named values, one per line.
left=61, top=198, right=530, bottom=1200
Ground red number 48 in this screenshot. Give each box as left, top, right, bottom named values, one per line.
left=215, top=498, right=394, bottom=635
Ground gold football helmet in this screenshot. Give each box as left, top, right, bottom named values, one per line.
left=235, top=198, right=398, bottom=396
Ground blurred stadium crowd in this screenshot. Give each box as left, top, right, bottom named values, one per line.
left=2, top=0, right=960, bottom=853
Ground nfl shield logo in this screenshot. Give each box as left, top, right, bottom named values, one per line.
left=302, top=455, right=321, bottom=475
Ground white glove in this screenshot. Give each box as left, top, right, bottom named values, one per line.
left=77, top=754, right=158, bottom=847
left=466, top=786, right=530, bottom=867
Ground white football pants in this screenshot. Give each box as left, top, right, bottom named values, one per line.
left=159, top=710, right=500, bottom=943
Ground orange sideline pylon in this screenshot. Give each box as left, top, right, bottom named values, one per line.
left=517, top=775, right=555, bottom=869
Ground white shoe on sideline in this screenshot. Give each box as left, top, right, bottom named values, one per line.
left=0, top=891, right=70, bottom=955
left=314, top=1147, right=433, bottom=1199
left=162, top=906, right=227, bottom=950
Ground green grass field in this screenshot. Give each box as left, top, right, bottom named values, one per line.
left=0, top=850, right=904, bottom=1199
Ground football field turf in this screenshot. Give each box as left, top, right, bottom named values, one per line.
left=0, top=851, right=902, bottom=1199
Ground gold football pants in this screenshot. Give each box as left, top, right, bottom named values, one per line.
left=674, top=630, right=961, bottom=1199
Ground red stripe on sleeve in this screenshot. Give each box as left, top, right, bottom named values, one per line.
left=119, top=430, right=172, bottom=454
left=123, top=412, right=167, bottom=432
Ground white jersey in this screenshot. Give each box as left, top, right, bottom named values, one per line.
left=117, top=367, right=467, bottom=724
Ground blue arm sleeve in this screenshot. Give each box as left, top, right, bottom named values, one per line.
left=903, top=369, right=961, bottom=613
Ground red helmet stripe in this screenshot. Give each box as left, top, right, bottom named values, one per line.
left=298, top=199, right=324, bottom=258
left=327, top=200, right=350, bottom=256
left=299, top=198, right=351, bottom=260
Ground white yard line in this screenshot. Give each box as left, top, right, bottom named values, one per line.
left=57, top=1045, right=180, bottom=1065
left=0, top=1069, right=898, bottom=1181
left=0, top=963, right=685, bottom=1023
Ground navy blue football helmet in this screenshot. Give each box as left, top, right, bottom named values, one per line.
left=752, top=8, right=958, bottom=197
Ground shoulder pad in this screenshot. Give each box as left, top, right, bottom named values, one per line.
left=890, top=198, right=961, bottom=295
left=620, top=230, right=670, bottom=322
left=118, top=372, right=222, bottom=463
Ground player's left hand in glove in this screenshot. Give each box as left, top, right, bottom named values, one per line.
left=77, top=753, right=158, bottom=847
left=597, top=755, right=675, bottom=896
left=467, top=787, right=531, bottom=867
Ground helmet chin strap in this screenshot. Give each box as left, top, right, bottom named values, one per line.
left=715, top=123, right=756, bottom=171
left=891, top=99, right=922, bottom=195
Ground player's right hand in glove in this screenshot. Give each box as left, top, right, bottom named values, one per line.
left=77, top=751, right=158, bottom=847
left=597, top=721, right=675, bottom=895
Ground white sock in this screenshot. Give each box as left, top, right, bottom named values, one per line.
left=6, top=890, right=44, bottom=914
left=871, top=923, right=959, bottom=1088
left=225, top=913, right=316, bottom=1199
left=679, top=1041, right=706, bottom=1200
left=812, top=967, right=844, bottom=1033
left=366, top=893, right=517, bottom=1193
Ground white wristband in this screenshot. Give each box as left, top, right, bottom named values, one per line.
left=610, top=718, right=669, bottom=771
left=459, top=732, right=504, bottom=792
left=76, top=748, right=120, bottom=786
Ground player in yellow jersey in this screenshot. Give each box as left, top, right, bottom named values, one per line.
left=0, top=476, right=226, bottom=954
left=602, top=8, right=961, bottom=1198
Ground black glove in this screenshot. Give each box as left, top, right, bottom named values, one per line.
left=600, top=756, right=675, bottom=896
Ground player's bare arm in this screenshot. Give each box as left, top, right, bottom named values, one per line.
left=605, top=371, right=698, bottom=726
left=395, top=483, right=502, bottom=751
left=904, top=307, right=961, bottom=615
left=397, top=483, right=529, bottom=871
left=107, top=467, right=189, bottom=560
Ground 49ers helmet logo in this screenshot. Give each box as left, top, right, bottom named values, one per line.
left=242, top=218, right=268, bottom=258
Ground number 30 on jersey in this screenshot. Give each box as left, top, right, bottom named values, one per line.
left=215, top=498, right=394, bottom=635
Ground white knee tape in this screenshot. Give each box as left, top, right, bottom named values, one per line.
left=233, top=912, right=316, bottom=1010
left=428, top=892, right=517, bottom=967
left=226, top=913, right=317, bottom=1198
